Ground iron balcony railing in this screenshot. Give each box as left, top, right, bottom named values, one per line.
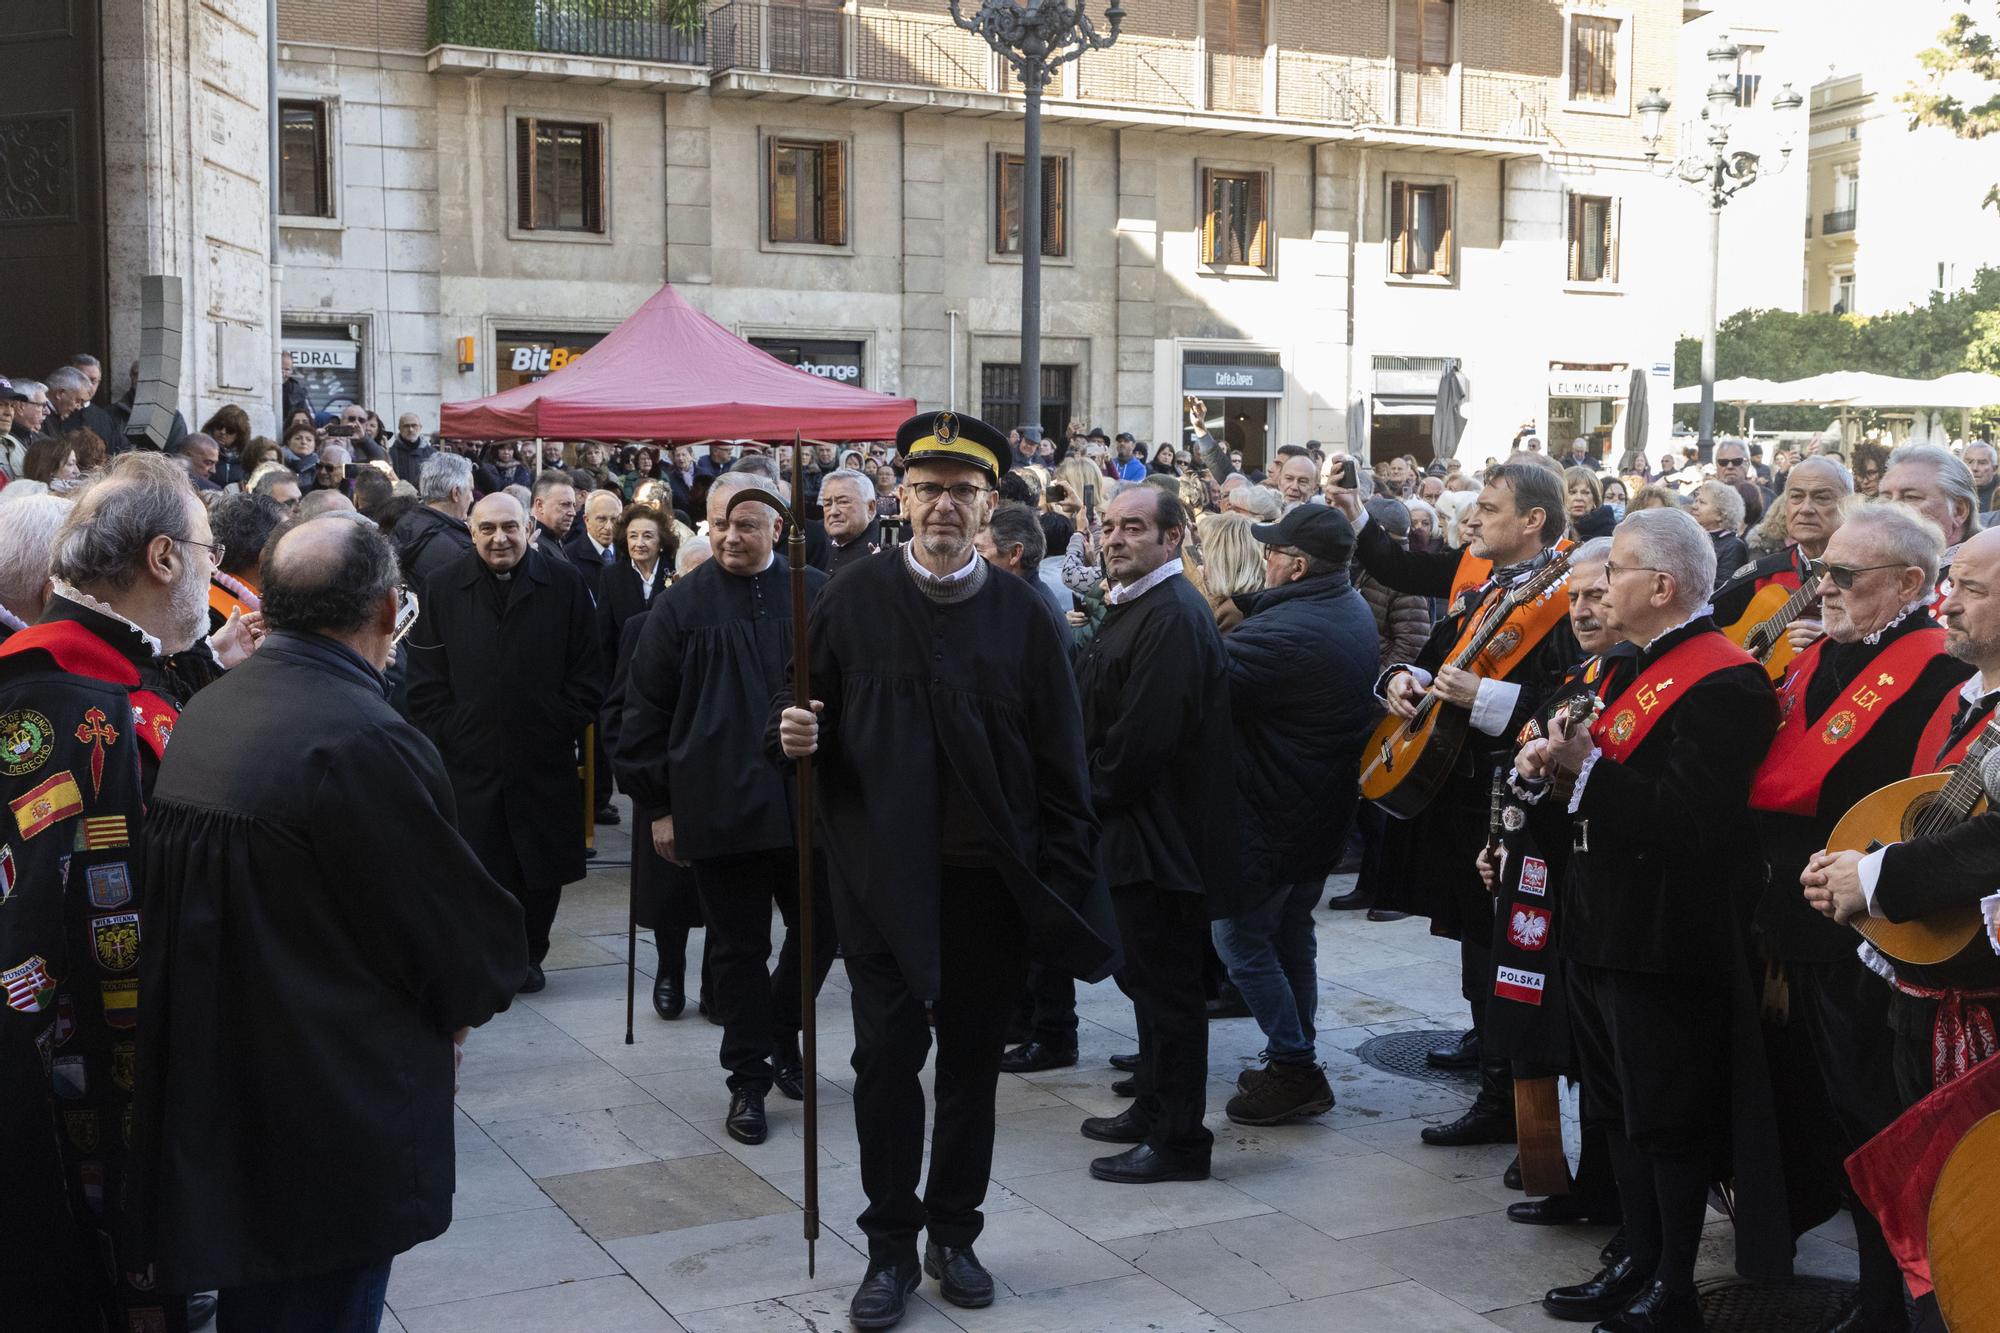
left=1823, top=208, right=1857, bottom=235
left=429, top=0, right=706, bottom=65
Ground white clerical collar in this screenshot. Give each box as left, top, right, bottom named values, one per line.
left=1638, top=602, right=1715, bottom=654
left=905, top=544, right=980, bottom=584
left=51, top=579, right=163, bottom=657
left=1106, top=557, right=1185, bottom=606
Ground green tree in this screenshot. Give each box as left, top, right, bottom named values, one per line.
left=1900, top=4, right=2000, bottom=209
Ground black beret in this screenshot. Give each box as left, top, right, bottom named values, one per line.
left=895, top=410, right=1011, bottom=482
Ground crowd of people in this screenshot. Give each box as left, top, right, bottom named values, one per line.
left=1, top=347, right=1996, bottom=1333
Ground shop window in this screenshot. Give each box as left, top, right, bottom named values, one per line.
left=1566, top=193, right=1620, bottom=285
left=767, top=137, right=847, bottom=246
left=1395, top=0, right=1453, bottom=68
left=1388, top=180, right=1453, bottom=279
left=995, top=153, right=1068, bottom=258
left=514, top=118, right=604, bottom=234
left=981, top=362, right=1074, bottom=443
left=1199, top=168, right=1270, bottom=269
left=1566, top=12, right=1622, bottom=105
left=278, top=101, right=333, bottom=219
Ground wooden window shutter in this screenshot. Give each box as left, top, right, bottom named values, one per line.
left=1395, top=0, right=1420, bottom=64
left=820, top=141, right=847, bottom=246
left=516, top=118, right=536, bottom=230
left=1247, top=172, right=1269, bottom=268
left=1565, top=193, right=1580, bottom=281
left=581, top=123, right=604, bottom=233
left=1607, top=197, right=1622, bottom=283
left=995, top=153, right=1012, bottom=253
left=1389, top=182, right=1408, bottom=274
left=1435, top=185, right=1453, bottom=277
left=1200, top=170, right=1218, bottom=264
left=1422, top=0, right=1452, bottom=67
left=766, top=138, right=782, bottom=243
left=1237, top=0, right=1265, bottom=53
left=1042, top=155, right=1065, bottom=257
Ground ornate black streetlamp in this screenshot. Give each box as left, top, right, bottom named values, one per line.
left=950, top=1, right=1123, bottom=428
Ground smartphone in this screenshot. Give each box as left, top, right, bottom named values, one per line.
left=1338, top=457, right=1359, bottom=490
left=325, top=424, right=355, bottom=439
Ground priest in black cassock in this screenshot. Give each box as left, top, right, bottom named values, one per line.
left=775, top=412, right=1116, bottom=1332
left=132, top=514, right=527, bottom=1328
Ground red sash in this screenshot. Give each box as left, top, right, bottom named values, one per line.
left=1590, top=631, right=1756, bottom=763
left=1747, top=628, right=1948, bottom=816
left=1913, top=689, right=1996, bottom=778
left=0, top=620, right=180, bottom=761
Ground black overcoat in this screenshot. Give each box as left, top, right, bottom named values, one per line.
left=595, top=558, right=669, bottom=678
left=601, top=613, right=700, bottom=932
left=407, top=548, right=603, bottom=891
left=1075, top=573, right=1242, bottom=915
left=768, top=549, right=1115, bottom=998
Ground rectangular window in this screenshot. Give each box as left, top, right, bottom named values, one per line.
left=1568, top=14, right=1621, bottom=103
left=1205, top=0, right=1266, bottom=113
left=994, top=153, right=1068, bottom=257
left=1199, top=169, right=1270, bottom=269
left=1566, top=193, right=1619, bottom=284
left=1734, top=43, right=1763, bottom=108
left=1395, top=0, right=1453, bottom=68
left=1389, top=181, right=1453, bottom=279
left=767, top=138, right=847, bottom=246
left=277, top=100, right=331, bottom=219
left=514, top=118, right=604, bottom=233
left=980, top=363, right=1074, bottom=444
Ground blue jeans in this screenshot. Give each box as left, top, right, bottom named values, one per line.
left=1212, top=880, right=1322, bottom=1064
left=218, top=1259, right=392, bottom=1333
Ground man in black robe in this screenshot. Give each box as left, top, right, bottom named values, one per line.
left=132, top=514, right=526, bottom=1327
left=408, top=492, right=603, bottom=992
left=776, top=412, right=1114, bottom=1331
left=1072, top=485, right=1239, bottom=1184
left=813, top=467, right=882, bottom=576
left=616, top=472, right=834, bottom=1147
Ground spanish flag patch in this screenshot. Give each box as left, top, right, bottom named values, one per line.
left=11, top=771, right=83, bottom=840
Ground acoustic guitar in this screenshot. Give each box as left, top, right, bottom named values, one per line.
left=1723, top=570, right=1825, bottom=683
left=1824, top=712, right=1998, bottom=965
left=1361, top=551, right=1572, bottom=820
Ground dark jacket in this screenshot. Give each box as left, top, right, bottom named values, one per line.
left=406, top=548, right=604, bottom=891
left=815, top=518, right=882, bottom=577
left=1355, top=568, right=1432, bottom=673
left=563, top=526, right=618, bottom=600
left=1708, top=528, right=1751, bottom=593
left=595, top=559, right=669, bottom=674
left=280, top=373, right=315, bottom=428
left=617, top=557, right=827, bottom=860
left=46, top=402, right=121, bottom=447
left=1224, top=568, right=1380, bottom=892
left=474, top=459, right=533, bottom=495
left=134, top=633, right=525, bottom=1290
left=388, top=437, right=436, bottom=486
left=390, top=504, right=474, bottom=592
left=665, top=465, right=700, bottom=516
left=1075, top=572, right=1242, bottom=914
left=1712, top=544, right=1811, bottom=628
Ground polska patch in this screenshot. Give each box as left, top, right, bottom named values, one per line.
left=3, top=954, right=55, bottom=1013
left=92, top=913, right=140, bottom=972
left=77, top=1160, right=103, bottom=1214
left=86, top=862, right=132, bottom=909
left=1495, top=965, right=1546, bottom=1006
left=0, top=709, right=54, bottom=777
left=1508, top=905, right=1552, bottom=951
left=1822, top=709, right=1857, bottom=745
left=1518, top=856, right=1549, bottom=896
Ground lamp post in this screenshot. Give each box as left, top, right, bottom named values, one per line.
left=1639, top=39, right=1803, bottom=459
left=950, top=1, right=1122, bottom=429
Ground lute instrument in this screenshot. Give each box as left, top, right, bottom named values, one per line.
left=1824, top=710, right=1999, bottom=965
left=1361, top=550, right=1573, bottom=819
left=1723, top=569, right=1824, bottom=683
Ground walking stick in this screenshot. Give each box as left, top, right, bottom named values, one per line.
left=723, top=435, right=820, bottom=1275
left=625, top=887, right=637, bottom=1046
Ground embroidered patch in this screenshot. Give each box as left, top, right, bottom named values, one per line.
left=73, top=707, right=118, bottom=797
left=933, top=411, right=959, bottom=444
left=1508, top=905, right=1552, bottom=951
left=78, top=1160, right=103, bottom=1214
left=64, top=1108, right=98, bottom=1152
left=0, top=709, right=54, bottom=777
left=3, top=954, right=55, bottom=1012
left=12, top=771, right=83, bottom=840
left=1495, top=965, right=1546, bottom=1006
left=111, top=1040, right=135, bottom=1092
left=86, top=862, right=132, bottom=909
left=1487, top=627, right=1523, bottom=660
left=52, top=1054, right=86, bottom=1099
left=1501, top=804, right=1526, bottom=832
left=100, top=977, right=138, bottom=1028
left=1607, top=709, right=1637, bottom=744
left=91, top=913, right=140, bottom=973
left=53, top=992, right=74, bottom=1045
left=1822, top=710, right=1857, bottom=744
left=77, top=815, right=128, bottom=851
left=1518, top=856, right=1549, bottom=896
left=0, top=843, right=14, bottom=903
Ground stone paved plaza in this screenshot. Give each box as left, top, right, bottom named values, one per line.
left=380, top=815, right=1864, bottom=1332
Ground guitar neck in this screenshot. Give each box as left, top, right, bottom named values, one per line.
left=1936, top=714, right=2000, bottom=823
left=1451, top=558, right=1568, bottom=672
left=1748, top=573, right=1822, bottom=656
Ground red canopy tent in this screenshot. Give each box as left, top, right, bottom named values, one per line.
left=439, top=284, right=914, bottom=442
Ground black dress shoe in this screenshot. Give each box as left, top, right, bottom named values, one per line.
left=1541, top=1253, right=1646, bottom=1323
left=1366, top=907, right=1411, bottom=922
left=849, top=1261, right=921, bottom=1329
left=923, top=1240, right=995, bottom=1308
left=1600, top=1228, right=1627, bottom=1269
left=1089, top=1144, right=1210, bottom=1184
left=652, top=968, right=685, bottom=1021
left=1325, top=888, right=1373, bottom=911
left=1594, top=1278, right=1703, bottom=1333
left=1509, top=1194, right=1622, bottom=1226
left=594, top=803, right=621, bottom=826
left=517, top=965, right=547, bottom=994
left=1814, top=1297, right=1910, bottom=1333
left=773, top=1038, right=805, bottom=1101
left=1420, top=1106, right=1516, bottom=1146
left=1425, top=1030, right=1479, bottom=1069
left=725, top=1089, right=767, bottom=1145
left=1110, top=1051, right=1140, bottom=1072
left=188, top=1293, right=217, bottom=1330
left=1080, top=1106, right=1149, bottom=1144
left=1111, top=1076, right=1137, bottom=1097
left=1504, top=1156, right=1522, bottom=1191
left=999, top=1040, right=1078, bottom=1074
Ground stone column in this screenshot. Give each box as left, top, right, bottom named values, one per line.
left=1114, top=128, right=1158, bottom=440
left=899, top=115, right=947, bottom=408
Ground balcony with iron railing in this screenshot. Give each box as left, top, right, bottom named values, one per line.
left=1822, top=207, right=1857, bottom=235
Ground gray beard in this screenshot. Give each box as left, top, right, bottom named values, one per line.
left=166, top=561, right=210, bottom=654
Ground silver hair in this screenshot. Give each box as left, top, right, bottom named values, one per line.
left=1569, top=536, right=1613, bottom=567
left=1616, top=507, right=1716, bottom=615
left=722, top=456, right=791, bottom=503
left=708, top=470, right=787, bottom=513
left=50, top=452, right=198, bottom=591
left=44, top=366, right=89, bottom=395
left=819, top=467, right=876, bottom=504
left=1886, top=443, right=1982, bottom=537
left=1230, top=484, right=1284, bottom=524
left=1787, top=455, right=1853, bottom=495
left=0, top=493, right=70, bottom=604
left=1693, top=480, right=1746, bottom=531
left=1840, top=501, right=1943, bottom=587
left=319, top=444, right=351, bottom=468
left=418, top=451, right=474, bottom=503
left=10, top=379, right=45, bottom=401
left=1963, top=440, right=1997, bottom=463
left=676, top=534, right=711, bottom=574
left=251, top=467, right=299, bottom=498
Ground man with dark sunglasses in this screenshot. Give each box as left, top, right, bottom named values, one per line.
left=1713, top=456, right=1852, bottom=642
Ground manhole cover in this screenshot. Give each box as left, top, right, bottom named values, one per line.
left=1697, top=1277, right=1859, bottom=1332
left=1355, top=1029, right=1477, bottom=1083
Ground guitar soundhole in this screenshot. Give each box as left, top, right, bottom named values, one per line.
left=1900, top=793, right=1939, bottom=841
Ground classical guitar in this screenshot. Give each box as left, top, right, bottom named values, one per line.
left=1724, top=570, right=1825, bottom=683
left=1825, top=711, right=1999, bottom=965
left=1361, top=551, right=1573, bottom=820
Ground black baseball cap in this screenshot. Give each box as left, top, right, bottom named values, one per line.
left=1251, top=505, right=1356, bottom=565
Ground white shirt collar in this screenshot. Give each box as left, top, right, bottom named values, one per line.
left=1106, top=557, right=1186, bottom=606
left=1638, top=602, right=1715, bottom=654
left=905, top=544, right=980, bottom=584
left=1962, top=671, right=1995, bottom=706
left=50, top=579, right=164, bottom=657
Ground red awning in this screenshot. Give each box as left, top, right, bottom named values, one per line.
left=439, top=284, right=914, bottom=443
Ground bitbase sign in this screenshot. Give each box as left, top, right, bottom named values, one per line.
left=494, top=331, right=607, bottom=392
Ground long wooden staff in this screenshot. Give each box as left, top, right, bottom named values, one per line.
left=722, top=436, right=819, bottom=1275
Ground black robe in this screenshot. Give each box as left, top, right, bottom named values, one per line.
left=768, top=548, right=1115, bottom=998
left=615, top=556, right=827, bottom=861
left=132, top=633, right=526, bottom=1292
left=601, top=613, right=700, bottom=933
left=1074, top=572, right=1241, bottom=915
left=407, top=548, right=604, bottom=892
left=815, top=518, right=883, bottom=577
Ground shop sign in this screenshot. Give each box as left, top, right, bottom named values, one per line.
left=282, top=340, right=357, bottom=370
left=1547, top=367, right=1629, bottom=398
left=750, top=338, right=866, bottom=385
left=1182, top=363, right=1285, bottom=395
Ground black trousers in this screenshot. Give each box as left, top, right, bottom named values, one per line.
left=692, top=848, right=836, bottom=1097
left=848, top=867, right=1027, bottom=1267
left=517, top=883, right=562, bottom=968
left=1014, top=963, right=1078, bottom=1045
left=1789, top=956, right=1910, bottom=1320
left=1112, top=883, right=1213, bottom=1164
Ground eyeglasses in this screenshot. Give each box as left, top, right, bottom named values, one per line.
left=906, top=481, right=991, bottom=507
left=1810, top=560, right=1907, bottom=590
left=175, top=537, right=225, bottom=567
left=1603, top=561, right=1668, bottom=579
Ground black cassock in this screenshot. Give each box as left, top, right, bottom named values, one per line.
left=601, top=610, right=699, bottom=934
left=407, top=547, right=604, bottom=893
left=131, top=632, right=526, bottom=1293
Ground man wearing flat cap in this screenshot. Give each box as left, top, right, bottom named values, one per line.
left=1210, top=505, right=1379, bottom=1125
left=776, top=410, right=1115, bottom=1330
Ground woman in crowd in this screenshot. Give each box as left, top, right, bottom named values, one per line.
left=1197, top=511, right=1264, bottom=600
left=21, top=435, right=82, bottom=494
left=282, top=423, right=320, bottom=471
left=1602, top=476, right=1630, bottom=516
left=596, top=504, right=676, bottom=679
left=1628, top=483, right=1681, bottom=512
left=1688, top=479, right=1750, bottom=588
left=1404, top=496, right=1439, bottom=550
left=202, top=404, right=254, bottom=484
left=1435, top=488, right=1478, bottom=548
left=874, top=463, right=901, bottom=518
left=1562, top=465, right=1603, bottom=538
left=283, top=408, right=316, bottom=438
left=1149, top=442, right=1179, bottom=475
left=476, top=440, right=533, bottom=495
left=239, top=436, right=285, bottom=480
left=66, top=428, right=109, bottom=479
left=1850, top=440, right=1890, bottom=498
left=621, top=445, right=660, bottom=500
